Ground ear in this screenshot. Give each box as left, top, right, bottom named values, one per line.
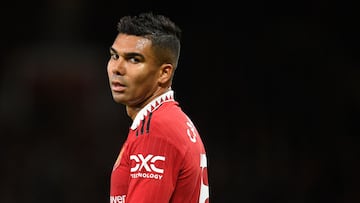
left=158, top=63, right=174, bottom=85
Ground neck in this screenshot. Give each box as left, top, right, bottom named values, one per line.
left=126, top=88, right=171, bottom=120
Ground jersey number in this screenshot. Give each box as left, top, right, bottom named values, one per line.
left=199, top=153, right=209, bottom=203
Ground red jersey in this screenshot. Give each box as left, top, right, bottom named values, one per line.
left=110, top=90, right=209, bottom=203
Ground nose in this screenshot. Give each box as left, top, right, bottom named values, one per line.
left=108, top=57, right=125, bottom=76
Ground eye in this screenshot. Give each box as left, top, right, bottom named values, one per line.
left=128, top=56, right=141, bottom=64
left=111, top=53, right=119, bottom=60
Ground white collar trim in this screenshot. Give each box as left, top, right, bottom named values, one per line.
left=130, top=90, right=174, bottom=130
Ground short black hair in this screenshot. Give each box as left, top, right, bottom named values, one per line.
left=117, top=12, right=182, bottom=68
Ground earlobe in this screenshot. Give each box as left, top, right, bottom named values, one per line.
left=158, top=64, right=173, bottom=85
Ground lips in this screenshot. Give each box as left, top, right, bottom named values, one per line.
left=111, top=81, right=126, bottom=92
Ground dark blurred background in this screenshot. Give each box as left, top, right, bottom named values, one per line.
left=1, top=0, right=359, bottom=202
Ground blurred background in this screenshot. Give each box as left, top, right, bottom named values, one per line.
left=1, top=0, right=359, bottom=202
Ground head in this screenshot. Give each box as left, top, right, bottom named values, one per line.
left=107, top=12, right=182, bottom=111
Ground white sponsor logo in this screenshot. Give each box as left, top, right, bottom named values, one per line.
left=130, top=172, right=163, bottom=180
left=130, top=154, right=165, bottom=180
left=110, top=195, right=126, bottom=203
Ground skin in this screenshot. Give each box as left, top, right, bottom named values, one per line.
left=107, top=34, right=174, bottom=120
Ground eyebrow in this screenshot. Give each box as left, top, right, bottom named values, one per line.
left=110, top=47, right=117, bottom=53
left=109, top=46, right=145, bottom=60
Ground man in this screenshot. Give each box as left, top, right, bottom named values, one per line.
left=107, top=12, right=210, bottom=203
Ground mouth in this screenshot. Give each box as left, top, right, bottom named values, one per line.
left=111, top=81, right=126, bottom=92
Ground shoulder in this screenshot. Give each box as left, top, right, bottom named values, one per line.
left=151, top=101, right=189, bottom=134
left=129, top=101, right=200, bottom=152
left=151, top=101, right=202, bottom=146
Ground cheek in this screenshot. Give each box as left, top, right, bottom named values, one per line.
left=132, top=75, right=148, bottom=88
left=129, top=67, right=149, bottom=83
left=135, top=69, right=157, bottom=84
left=130, top=74, right=155, bottom=94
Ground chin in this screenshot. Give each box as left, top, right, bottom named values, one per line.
left=112, top=94, right=125, bottom=104
left=113, top=98, right=125, bottom=104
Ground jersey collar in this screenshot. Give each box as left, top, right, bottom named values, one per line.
left=130, top=90, right=174, bottom=130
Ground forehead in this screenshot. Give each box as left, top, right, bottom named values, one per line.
left=112, top=34, right=152, bottom=53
